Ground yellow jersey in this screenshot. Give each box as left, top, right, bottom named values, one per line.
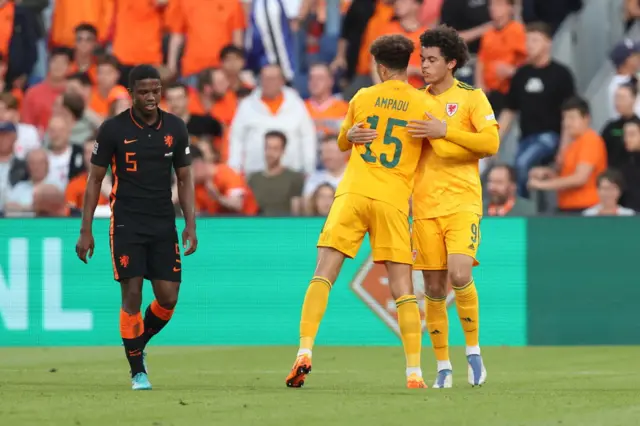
left=413, top=80, right=498, bottom=219
left=337, top=79, right=428, bottom=216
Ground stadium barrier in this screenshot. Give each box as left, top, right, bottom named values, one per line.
left=0, top=217, right=634, bottom=347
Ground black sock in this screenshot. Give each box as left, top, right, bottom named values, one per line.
left=123, top=335, right=146, bottom=377
left=142, top=304, right=171, bottom=347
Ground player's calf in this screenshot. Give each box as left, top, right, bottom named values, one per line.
left=448, top=254, right=484, bottom=386
left=286, top=247, right=344, bottom=388
left=387, top=262, right=425, bottom=387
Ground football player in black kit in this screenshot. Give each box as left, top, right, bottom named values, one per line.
left=75, top=65, right=198, bottom=390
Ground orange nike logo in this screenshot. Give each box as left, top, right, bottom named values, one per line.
left=173, top=267, right=181, bottom=272
left=128, top=350, right=141, bottom=356
left=124, top=139, right=137, bottom=144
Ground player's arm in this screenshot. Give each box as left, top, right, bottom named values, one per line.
left=173, top=125, right=195, bottom=222
left=82, top=125, right=115, bottom=235
left=165, top=0, right=186, bottom=77
left=337, top=97, right=357, bottom=151
left=444, top=125, right=499, bottom=156
left=429, top=138, right=484, bottom=160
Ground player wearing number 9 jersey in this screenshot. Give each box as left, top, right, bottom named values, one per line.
left=407, top=26, right=500, bottom=389
left=285, top=34, right=429, bottom=390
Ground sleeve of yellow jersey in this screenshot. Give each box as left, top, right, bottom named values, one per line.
left=337, top=94, right=357, bottom=152
left=443, top=89, right=500, bottom=156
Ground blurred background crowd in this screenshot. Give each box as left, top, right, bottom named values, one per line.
left=0, top=0, right=638, bottom=219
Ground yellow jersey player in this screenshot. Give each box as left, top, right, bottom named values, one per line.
left=407, top=25, right=500, bottom=388
left=285, top=34, right=430, bottom=390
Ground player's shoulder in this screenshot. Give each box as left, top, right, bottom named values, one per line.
left=351, top=86, right=375, bottom=102
left=161, top=110, right=188, bottom=132
left=98, top=110, right=130, bottom=137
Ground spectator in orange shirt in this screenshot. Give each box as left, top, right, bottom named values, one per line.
left=189, top=68, right=238, bottom=127
left=68, top=23, right=99, bottom=84
left=65, top=139, right=110, bottom=209
left=165, top=82, right=222, bottom=144
left=389, top=0, right=427, bottom=79
left=305, top=64, right=348, bottom=140
left=89, top=55, right=125, bottom=119
left=166, top=0, right=245, bottom=83
left=111, top=0, right=165, bottom=87
left=476, top=0, right=526, bottom=115
left=49, top=0, right=113, bottom=49
left=528, top=97, right=608, bottom=213
left=373, top=0, right=427, bottom=88
left=21, top=48, right=72, bottom=136
left=335, top=0, right=394, bottom=99
left=191, top=143, right=251, bottom=216
left=220, top=45, right=255, bottom=96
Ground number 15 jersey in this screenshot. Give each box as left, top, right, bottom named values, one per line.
left=336, top=80, right=429, bottom=216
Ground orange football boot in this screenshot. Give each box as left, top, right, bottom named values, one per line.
left=407, top=373, right=428, bottom=389
left=285, top=354, right=312, bottom=388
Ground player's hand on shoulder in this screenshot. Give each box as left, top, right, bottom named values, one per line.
left=182, top=226, right=198, bottom=256
left=408, top=113, right=447, bottom=139
left=75, top=230, right=95, bottom=264
left=347, top=122, right=377, bottom=144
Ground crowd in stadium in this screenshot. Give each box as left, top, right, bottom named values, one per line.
left=0, top=0, right=639, bottom=218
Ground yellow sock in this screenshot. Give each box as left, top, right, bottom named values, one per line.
left=395, top=295, right=422, bottom=369
left=425, top=295, right=449, bottom=362
left=299, top=276, right=332, bottom=352
left=454, top=279, right=479, bottom=347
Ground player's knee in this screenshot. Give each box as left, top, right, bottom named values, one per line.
left=448, top=268, right=472, bottom=288
left=122, top=286, right=143, bottom=309
left=422, top=270, right=447, bottom=298
left=425, top=280, right=447, bottom=299
left=158, top=295, right=178, bottom=310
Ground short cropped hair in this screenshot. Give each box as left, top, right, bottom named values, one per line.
left=97, top=54, right=121, bottom=70
left=74, top=23, right=97, bottom=37
left=67, top=72, right=92, bottom=87
left=264, top=130, right=288, bottom=148
left=526, top=22, right=553, bottom=39
left=618, top=81, right=638, bottom=98
left=597, top=168, right=625, bottom=191
left=370, top=34, right=415, bottom=71
left=127, top=64, right=160, bottom=89
left=420, top=25, right=469, bottom=72
left=62, top=92, right=86, bottom=121
left=220, top=44, right=245, bottom=61
left=166, top=81, right=189, bottom=95
left=490, top=163, right=517, bottom=183
left=50, top=47, right=74, bottom=62
left=561, top=96, right=590, bottom=117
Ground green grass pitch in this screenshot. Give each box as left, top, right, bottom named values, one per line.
left=1, top=346, right=639, bottom=426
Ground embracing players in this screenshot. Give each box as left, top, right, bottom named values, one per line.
left=286, top=34, right=431, bottom=389
left=348, top=26, right=500, bottom=388
left=75, top=65, right=198, bottom=390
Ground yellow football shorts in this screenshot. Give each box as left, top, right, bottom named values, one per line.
left=412, top=211, right=481, bottom=271
left=317, top=193, right=413, bottom=265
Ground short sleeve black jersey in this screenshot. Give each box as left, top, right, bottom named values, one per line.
left=91, top=108, right=191, bottom=236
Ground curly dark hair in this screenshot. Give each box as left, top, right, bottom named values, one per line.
left=370, top=34, right=415, bottom=71
left=419, top=25, right=469, bottom=72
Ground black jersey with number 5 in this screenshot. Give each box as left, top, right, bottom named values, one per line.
left=91, top=108, right=191, bottom=236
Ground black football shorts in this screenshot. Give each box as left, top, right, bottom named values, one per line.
left=109, top=230, right=182, bottom=282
